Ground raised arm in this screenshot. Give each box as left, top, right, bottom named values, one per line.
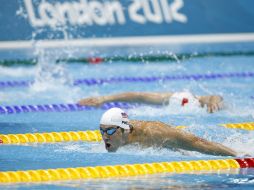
left=168, top=128, right=237, bottom=156
left=78, top=92, right=173, bottom=106
left=197, top=95, right=224, bottom=113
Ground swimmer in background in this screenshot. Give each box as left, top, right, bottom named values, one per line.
left=78, top=91, right=223, bottom=113
left=99, top=108, right=237, bottom=156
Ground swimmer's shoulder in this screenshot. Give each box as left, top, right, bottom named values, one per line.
left=129, top=120, right=153, bottom=129
left=130, top=120, right=174, bottom=128
left=129, top=120, right=144, bottom=127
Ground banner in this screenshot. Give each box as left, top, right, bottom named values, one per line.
left=1, top=0, right=254, bottom=42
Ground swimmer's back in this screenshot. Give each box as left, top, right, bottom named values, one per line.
left=129, top=120, right=180, bottom=146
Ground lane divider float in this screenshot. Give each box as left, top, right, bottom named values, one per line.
left=0, top=130, right=102, bottom=144
left=0, top=102, right=139, bottom=115
left=0, top=158, right=253, bottom=183
left=1, top=72, right=254, bottom=89
left=1, top=51, right=254, bottom=66
left=2, top=122, right=253, bottom=145
left=221, top=122, right=254, bottom=130
left=1, top=126, right=186, bottom=144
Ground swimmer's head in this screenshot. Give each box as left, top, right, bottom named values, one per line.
left=100, top=107, right=130, bottom=129
left=170, top=91, right=200, bottom=107
left=100, top=108, right=130, bottom=152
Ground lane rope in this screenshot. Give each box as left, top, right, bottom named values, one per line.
left=0, top=51, right=254, bottom=66
left=1, top=123, right=252, bottom=145
left=1, top=51, right=254, bottom=66
left=0, top=158, right=253, bottom=183
left=0, top=102, right=139, bottom=115
left=220, top=122, right=254, bottom=130
left=0, top=126, right=185, bottom=144
left=0, top=130, right=102, bottom=144
left=1, top=71, right=254, bottom=89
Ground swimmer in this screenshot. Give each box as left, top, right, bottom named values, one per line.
left=99, top=108, right=237, bottom=156
left=78, top=91, right=223, bottom=113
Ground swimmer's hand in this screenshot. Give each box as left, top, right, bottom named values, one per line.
left=199, top=95, right=224, bottom=113
left=78, top=97, right=104, bottom=107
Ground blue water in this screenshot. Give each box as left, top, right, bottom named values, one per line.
left=0, top=53, right=254, bottom=189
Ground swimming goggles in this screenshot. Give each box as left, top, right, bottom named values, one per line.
left=100, top=127, right=120, bottom=135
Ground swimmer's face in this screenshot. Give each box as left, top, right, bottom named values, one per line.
left=100, top=124, right=123, bottom=152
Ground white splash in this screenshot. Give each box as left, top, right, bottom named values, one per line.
left=223, top=132, right=254, bottom=157
left=129, top=103, right=205, bottom=117
left=55, top=142, right=106, bottom=153
left=28, top=57, right=83, bottom=103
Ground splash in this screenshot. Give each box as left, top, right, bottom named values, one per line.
left=223, top=132, right=254, bottom=157
left=230, top=178, right=254, bottom=184
left=31, top=63, right=72, bottom=91
left=54, top=142, right=106, bottom=154
left=128, top=102, right=205, bottom=117
left=21, top=47, right=83, bottom=103
left=115, top=144, right=202, bottom=157
left=223, top=103, right=254, bottom=119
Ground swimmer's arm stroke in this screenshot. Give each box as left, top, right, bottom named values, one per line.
left=164, top=128, right=237, bottom=156
left=197, top=95, right=224, bottom=113
left=78, top=92, right=224, bottom=113
left=78, top=92, right=173, bottom=106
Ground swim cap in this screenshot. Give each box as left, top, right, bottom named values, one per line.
left=100, top=108, right=130, bottom=129
left=170, top=91, right=200, bottom=107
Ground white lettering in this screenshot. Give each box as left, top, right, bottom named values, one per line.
left=24, top=0, right=126, bottom=27
left=170, top=0, right=187, bottom=23
left=73, top=0, right=92, bottom=25
left=160, top=0, right=172, bottom=23
left=55, top=2, right=76, bottom=25
left=38, top=2, right=59, bottom=27
left=143, top=0, right=163, bottom=24
left=24, top=0, right=44, bottom=27
left=24, top=0, right=187, bottom=28
left=128, top=0, right=187, bottom=24
left=105, top=1, right=126, bottom=25
left=129, top=0, right=146, bottom=24
left=90, top=1, right=108, bottom=25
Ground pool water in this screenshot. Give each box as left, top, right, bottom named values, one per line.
left=0, top=53, right=254, bottom=189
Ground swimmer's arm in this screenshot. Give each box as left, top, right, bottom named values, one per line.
left=166, top=129, right=237, bottom=156
left=197, top=95, right=223, bottom=113
left=78, top=92, right=173, bottom=106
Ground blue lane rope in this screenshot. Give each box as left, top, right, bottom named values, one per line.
left=0, top=96, right=253, bottom=115
left=1, top=72, right=254, bottom=89
left=0, top=102, right=141, bottom=115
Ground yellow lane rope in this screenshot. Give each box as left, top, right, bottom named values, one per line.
left=2, top=122, right=254, bottom=145
left=0, top=126, right=187, bottom=145
left=0, top=159, right=240, bottom=183
left=0, top=130, right=102, bottom=144
left=221, top=122, right=254, bottom=130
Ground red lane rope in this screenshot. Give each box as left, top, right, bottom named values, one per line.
left=235, top=158, right=254, bottom=168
